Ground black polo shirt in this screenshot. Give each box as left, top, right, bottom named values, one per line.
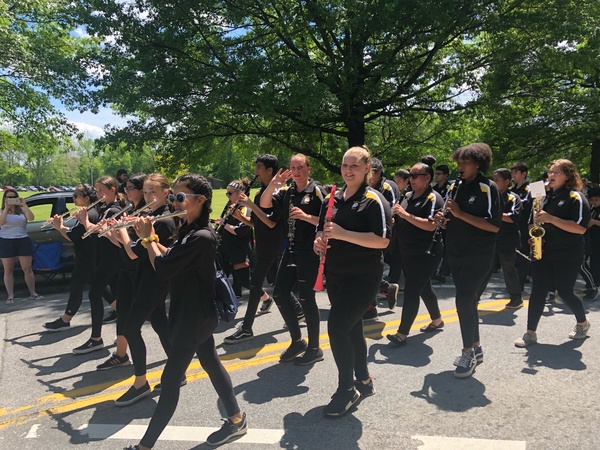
left=252, top=185, right=284, bottom=256
left=317, top=184, right=392, bottom=276
left=445, top=174, right=502, bottom=262
left=397, top=187, right=444, bottom=256
left=372, top=177, right=400, bottom=207
left=271, top=179, right=325, bottom=251
left=433, top=181, right=450, bottom=200
left=537, top=187, right=590, bottom=260
left=496, top=190, right=522, bottom=248
left=590, top=206, right=600, bottom=256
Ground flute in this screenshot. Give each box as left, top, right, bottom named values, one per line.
left=314, top=185, right=336, bottom=291
left=114, top=209, right=188, bottom=230
left=41, top=196, right=105, bottom=230
left=98, top=199, right=157, bottom=236
left=425, top=178, right=462, bottom=256
left=82, top=203, right=133, bottom=239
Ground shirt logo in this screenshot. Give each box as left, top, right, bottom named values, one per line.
left=302, top=194, right=311, bottom=205
left=415, top=202, right=422, bottom=207
left=352, top=202, right=359, bottom=210
left=469, top=196, right=476, bottom=204
left=558, top=200, right=565, bottom=207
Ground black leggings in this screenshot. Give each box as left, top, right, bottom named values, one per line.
left=64, top=261, right=114, bottom=317
left=527, top=257, right=587, bottom=331
left=242, top=247, right=279, bottom=330
left=115, top=269, right=135, bottom=336
left=140, top=317, right=239, bottom=448
left=398, top=251, right=442, bottom=336
left=124, top=303, right=170, bottom=376
left=326, top=270, right=381, bottom=391
left=273, top=248, right=320, bottom=348
left=88, top=259, right=121, bottom=338
left=450, top=256, right=493, bottom=349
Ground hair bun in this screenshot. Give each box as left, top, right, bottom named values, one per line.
left=420, top=155, right=437, bottom=167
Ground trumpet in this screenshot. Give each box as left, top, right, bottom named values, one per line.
left=98, top=199, right=157, bottom=236
left=40, top=206, right=79, bottom=230
left=113, top=209, right=188, bottom=231
left=82, top=203, right=133, bottom=239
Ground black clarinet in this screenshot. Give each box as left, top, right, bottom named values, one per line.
left=286, top=181, right=297, bottom=267
left=215, top=175, right=257, bottom=235
left=426, top=178, right=462, bottom=256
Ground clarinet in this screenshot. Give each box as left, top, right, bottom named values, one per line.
left=425, top=178, right=462, bottom=256
left=215, top=175, right=257, bottom=235
left=286, top=181, right=297, bottom=268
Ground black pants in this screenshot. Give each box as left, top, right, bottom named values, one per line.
left=326, top=270, right=381, bottom=391
left=590, top=253, right=600, bottom=286
left=140, top=316, right=239, bottom=448
left=478, top=244, right=522, bottom=301
left=527, top=257, right=587, bottom=331
left=515, top=236, right=531, bottom=289
left=242, top=247, right=280, bottom=331
left=116, top=269, right=135, bottom=336
left=124, top=303, right=170, bottom=376
left=64, top=261, right=114, bottom=317
left=398, top=251, right=442, bottom=336
left=273, top=248, right=320, bottom=348
left=89, top=259, right=121, bottom=338
left=580, top=257, right=597, bottom=290
left=450, top=255, right=493, bottom=349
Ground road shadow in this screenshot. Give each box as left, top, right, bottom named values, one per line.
left=4, top=326, right=88, bottom=349
left=410, top=370, right=491, bottom=411
left=234, top=362, right=311, bottom=405
left=368, top=332, right=442, bottom=368
left=479, top=308, right=519, bottom=327
left=279, top=407, right=363, bottom=450
left=518, top=339, right=587, bottom=373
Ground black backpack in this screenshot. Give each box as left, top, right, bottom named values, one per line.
left=214, top=257, right=238, bottom=322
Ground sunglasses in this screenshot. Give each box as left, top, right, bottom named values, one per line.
left=409, top=173, right=428, bottom=180
left=168, top=192, right=203, bottom=203
left=225, top=191, right=236, bottom=197
left=5, top=196, right=18, bottom=199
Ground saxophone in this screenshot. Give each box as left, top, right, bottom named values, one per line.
left=529, top=197, right=545, bottom=260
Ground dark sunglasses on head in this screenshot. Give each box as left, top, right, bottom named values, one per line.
left=168, top=192, right=203, bottom=203
left=409, top=173, right=428, bottom=180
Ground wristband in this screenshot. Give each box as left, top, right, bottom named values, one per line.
left=141, top=234, right=159, bottom=248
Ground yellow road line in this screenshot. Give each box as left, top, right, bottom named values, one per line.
left=0, top=298, right=519, bottom=430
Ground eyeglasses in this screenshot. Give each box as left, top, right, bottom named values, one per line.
left=547, top=170, right=563, bottom=176
left=168, top=192, right=203, bottom=203
left=225, top=191, right=236, bottom=197
left=124, top=186, right=140, bottom=192
left=409, top=173, right=428, bottom=180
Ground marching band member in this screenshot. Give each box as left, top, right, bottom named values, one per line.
left=515, top=159, right=591, bottom=347
left=314, top=146, right=391, bottom=416
left=386, top=161, right=444, bottom=347
left=124, top=174, right=246, bottom=449
left=511, top=162, right=533, bottom=291
left=259, top=154, right=326, bottom=365
left=439, top=143, right=501, bottom=378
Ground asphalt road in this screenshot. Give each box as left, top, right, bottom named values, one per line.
left=0, top=272, right=599, bottom=450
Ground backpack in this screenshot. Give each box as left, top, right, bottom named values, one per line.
left=214, top=257, right=238, bottom=322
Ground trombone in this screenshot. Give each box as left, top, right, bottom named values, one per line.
left=98, top=199, right=157, bottom=237
left=82, top=204, right=133, bottom=239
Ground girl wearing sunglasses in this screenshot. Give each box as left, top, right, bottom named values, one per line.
left=0, top=189, right=42, bottom=304
left=125, top=174, right=246, bottom=449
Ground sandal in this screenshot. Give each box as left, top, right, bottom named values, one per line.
left=29, top=294, right=44, bottom=300
left=5, top=298, right=14, bottom=305
left=386, top=333, right=407, bottom=347
left=420, top=321, right=444, bottom=332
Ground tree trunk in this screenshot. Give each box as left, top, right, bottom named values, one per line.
left=346, top=119, right=366, bottom=148
left=590, top=138, right=600, bottom=183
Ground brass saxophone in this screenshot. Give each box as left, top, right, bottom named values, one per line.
left=529, top=197, right=545, bottom=260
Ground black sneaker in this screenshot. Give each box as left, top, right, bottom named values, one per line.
left=505, top=299, right=524, bottom=309
left=362, top=306, right=378, bottom=322
left=324, top=387, right=361, bottom=417
left=454, top=345, right=483, bottom=366
left=280, top=340, right=308, bottom=362
left=96, top=352, right=130, bottom=371
left=583, top=288, right=598, bottom=301
left=206, top=412, right=248, bottom=446
left=73, top=338, right=104, bottom=354
left=454, top=349, right=476, bottom=378
left=43, top=317, right=70, bottom=332
left=115, top=382, right=151, bottom=406
left=294, top=347, right=324, bottom=365
left=386, top=283, right=399, bottom=309
left=354, top=377, right=376, bottom=398
left=257, top=296, right=274, bottom=315
left=223, top=328, right=253, bottom=344
left=154, top=375, right=187, bottom=392
left=102, top=310, right=118, bottom=324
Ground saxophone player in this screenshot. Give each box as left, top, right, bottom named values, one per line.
left=515, top=159, right=592, bottom=348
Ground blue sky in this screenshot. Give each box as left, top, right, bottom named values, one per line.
left=58, top=105, right=130, bottom=139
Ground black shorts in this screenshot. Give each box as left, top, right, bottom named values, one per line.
left=0, top=237, right=33, bottom=258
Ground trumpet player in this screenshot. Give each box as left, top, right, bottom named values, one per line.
left=43, top=184, right=115, bottom=331
left=515, top=159, right=591, bottom=348
left=259, top=154, right=326, bottom=365
left=437, top=143, right=501, bottom=379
